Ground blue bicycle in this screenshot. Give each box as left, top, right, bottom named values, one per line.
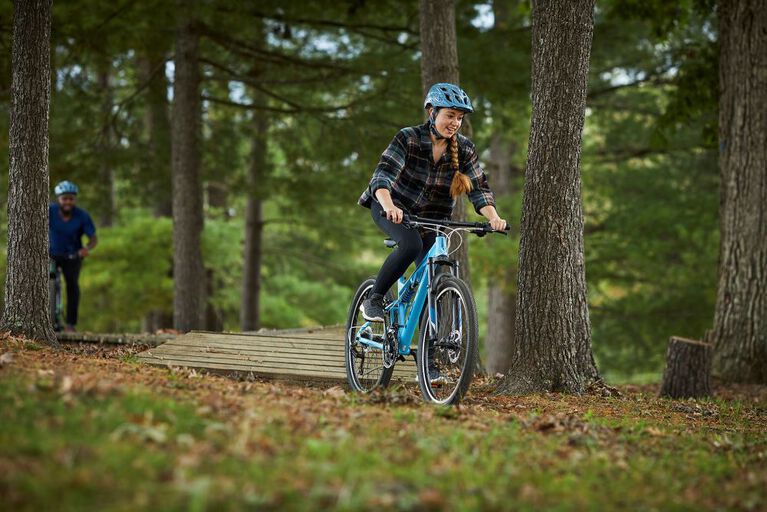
left=345, top=212, right=508, bottom=404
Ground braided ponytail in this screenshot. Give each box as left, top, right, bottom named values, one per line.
left=449, top=135, right=473, bottom=198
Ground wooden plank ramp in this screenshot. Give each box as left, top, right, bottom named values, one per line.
left=137, top=327, right=417, bottom=383
left=57, top=331, right=174, bottom=347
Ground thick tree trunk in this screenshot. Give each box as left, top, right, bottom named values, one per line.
left=1, top=0, right=57, bottom=345
left=240, top=107, right=267, bottom=332
left=660, top=337, right=712, bottom=399
left=710, top=0, right=767, bottom=383
left=418, top=0, right=471, bottom=290
left=485, top=134, right=517, bottom=376
left=498, top=0, right=599, bottom=394
left=171, top=4, right=205, bottom=331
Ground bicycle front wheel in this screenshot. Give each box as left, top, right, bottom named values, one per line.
left=344, top=277, right=394, bottom=392
left=417, top=275, right=478, bottom=405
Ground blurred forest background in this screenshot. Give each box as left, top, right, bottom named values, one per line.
left=0, top=0, right=718, bottom=381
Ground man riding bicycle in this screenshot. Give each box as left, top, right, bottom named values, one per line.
left=49, top=180, right=97, bottom=332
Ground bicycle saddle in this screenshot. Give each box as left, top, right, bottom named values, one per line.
left=384, top=238, right=398, bottom=248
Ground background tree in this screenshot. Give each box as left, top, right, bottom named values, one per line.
left=172, top=1, right=205, bottom=331
left=499, top=0, right=600, bottom=394
left=419, top=0, right=473, bottom=289
left=1, top=0, right=56, bottom=345
left=710, top=0, right=766, bottom=383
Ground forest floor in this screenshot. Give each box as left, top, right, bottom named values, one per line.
left=1, top=335, right=766, bottom=511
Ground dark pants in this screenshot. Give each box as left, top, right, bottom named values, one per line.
left=370, top=200, right=436, bottom=296
left=53, top=255, right=82, bottom=326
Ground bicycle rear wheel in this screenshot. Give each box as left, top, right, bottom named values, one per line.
left=344, top=277, right=395, bottom=392
left=417, top=275, right=478, bottom=404
left=48, top=262, right=62, bottom=332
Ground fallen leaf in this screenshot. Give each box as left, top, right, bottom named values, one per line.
left=418, top=488, right=446, bottom=509
left=0, top=351, right=14, bottom=366
left=323, top=386, right=346, bottom=399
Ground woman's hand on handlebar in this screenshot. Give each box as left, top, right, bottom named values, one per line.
left=488, top=216, right=508, bottom=232
left=384, top=205, right=404, bottom=224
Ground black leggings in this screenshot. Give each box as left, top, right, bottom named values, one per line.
left=53, top=255, right=82, bottom=326
left=370, top=200, right=436, bottom=296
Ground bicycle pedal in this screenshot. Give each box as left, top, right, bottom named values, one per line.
left=397, top=355, right=406, bottom=362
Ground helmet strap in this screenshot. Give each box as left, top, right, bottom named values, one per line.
left=428, top=108, right=448, bottom=140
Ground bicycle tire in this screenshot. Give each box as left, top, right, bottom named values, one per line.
left=344, top=277, right=395, bottom=392
left=416, top=275, right=478, bottom=405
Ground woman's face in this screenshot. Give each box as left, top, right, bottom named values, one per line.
left=432, top=107, right=465, bottom=137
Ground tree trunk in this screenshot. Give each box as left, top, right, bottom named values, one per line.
left=710, top=0, right=767, bottom=383
left=138, top=50, right=173, bottom=218
left=485, top=134, right=517, bottom=376
left=241, top=93, right=267, bottom=332
left=418, top=0, right=471, bottom=290
left=660, top=337, right=712, bottom=399
left=204, top=181, right=227, bottom=331
left=498, top=0, right=599, bottom=394
left=171, top=3, right=205, bottom=331
left=97, top=61, right=115, bottom=227
left=138, top=48, right=174, bottom=332
left=1, top=0, right=57, bottom=345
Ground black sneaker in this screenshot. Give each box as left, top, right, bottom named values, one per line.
left=415, top=352, right=448, bottom=385
left=361, top=292, right=385, bottom=322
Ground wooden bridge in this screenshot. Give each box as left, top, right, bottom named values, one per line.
left=128, top=326, right=417, bottom=383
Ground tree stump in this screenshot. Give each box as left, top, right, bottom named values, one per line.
left=659, top=336, right=712, bottom=399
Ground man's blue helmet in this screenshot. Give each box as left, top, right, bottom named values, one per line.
left=423, top=82, right=474, bottom=113
left=54, top=180, right=79, bottom=196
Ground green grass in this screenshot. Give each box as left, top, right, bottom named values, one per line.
left=1, top=359, right=766, bottom=511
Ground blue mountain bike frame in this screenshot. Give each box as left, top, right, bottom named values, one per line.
left=356, top=234, right=452, bottom=356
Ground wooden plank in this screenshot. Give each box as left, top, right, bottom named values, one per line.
left=158, top=342, right=345, bottom=358
left=190, top=330, right=347, bottom=342
left=143, top=340, right=416, bottom=363
left=169, top=336, right=347, bottom=349
left=142, top=348, right=349, bottom=370
left=57, top=331, right=173, bottom=347
left=139, top=355, right=415, bottom=383
left=140, top=357, right=345, bottom=379
left=167, top=333, right=416, bottom=351
left=139, top=349, right=416, bottom=374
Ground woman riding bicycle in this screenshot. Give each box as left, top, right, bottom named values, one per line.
left=358, top=83, right=508, bottom=323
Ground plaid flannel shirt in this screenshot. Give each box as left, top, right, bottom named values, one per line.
left=358, top=122, right=496, bottom=220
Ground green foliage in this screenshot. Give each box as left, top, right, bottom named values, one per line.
left=78, top=210, right=173, bottom=332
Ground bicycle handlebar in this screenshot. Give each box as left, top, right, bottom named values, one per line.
left=50, top=253, right=81, bottom=261
left=379, top=210, right=510, bottom=236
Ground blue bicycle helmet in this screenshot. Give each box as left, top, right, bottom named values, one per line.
left=54, top=180, right=79, bottom=196
left=423, top=82, right=474, bottom=113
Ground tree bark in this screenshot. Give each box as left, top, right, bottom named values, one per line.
left=240, top=101, right=267, bottom=332
left=171, top=3, right=205, bottom=331
left=418, top=0, right=471, bottom=290
left=498, top=0, right=599, bottom=394
left=138, top=48, right=174, bottom=332
left=97, top=60, right=115, bottom=227
left=1, top=0, right=57, bottom=345
left=485, top=134, right=517, bottom=375
left=710, top=0, right=767, bottom=383
left=204, top=181, right=227, bottom=331
left=660, top=337, right=712, bottom=399
left=138, top=50, right=173, bottom=218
